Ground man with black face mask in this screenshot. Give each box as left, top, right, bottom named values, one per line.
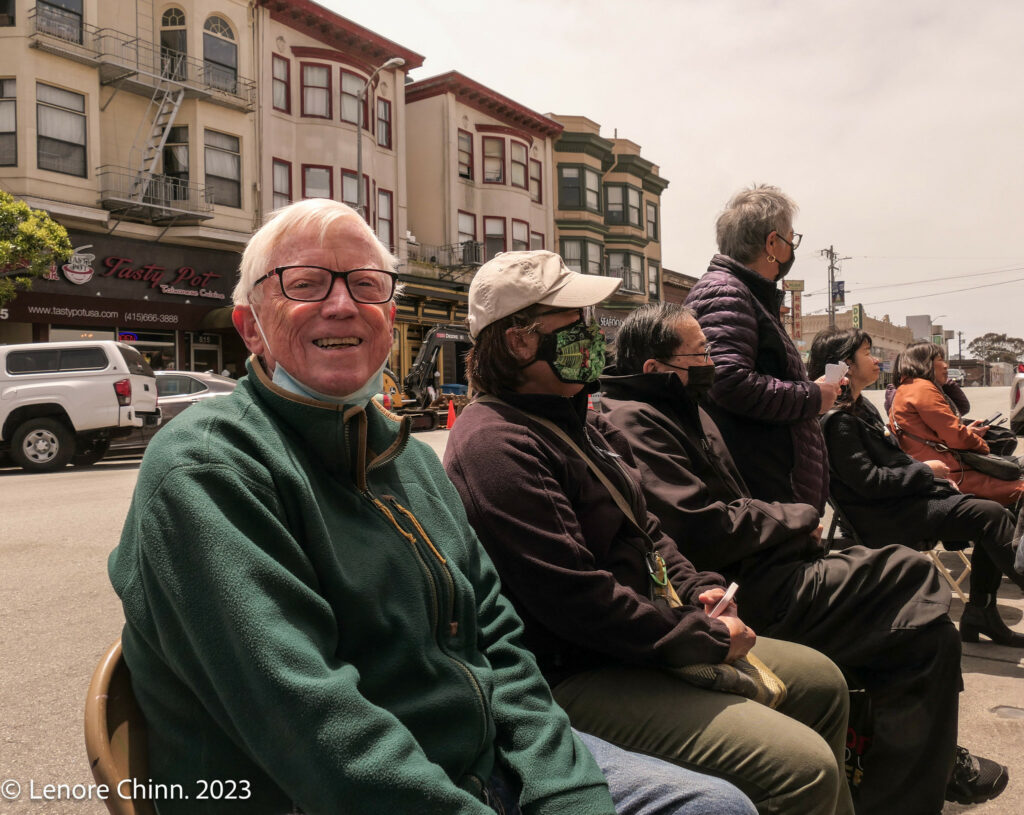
left=600, top=303, right=985, bottom=815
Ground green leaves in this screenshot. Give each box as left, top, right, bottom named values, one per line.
left=0, top=189, right=73, bottom=306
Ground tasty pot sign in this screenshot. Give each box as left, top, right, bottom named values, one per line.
left=36, top=230, right=239, bottom=304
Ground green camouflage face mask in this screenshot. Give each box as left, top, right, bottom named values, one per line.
left=534, top=316, right=607, bottom=384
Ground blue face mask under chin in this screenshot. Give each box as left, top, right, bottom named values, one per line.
left=252, top=307, right=386, bottom=406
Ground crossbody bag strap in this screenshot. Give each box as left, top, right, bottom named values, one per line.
left=475, top=395, right=682, bottom=607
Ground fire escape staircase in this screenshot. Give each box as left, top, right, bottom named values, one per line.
left=129, top=82, right=184, bottom=204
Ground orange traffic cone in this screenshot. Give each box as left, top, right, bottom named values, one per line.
left=446, top=399, right=457, bottom=430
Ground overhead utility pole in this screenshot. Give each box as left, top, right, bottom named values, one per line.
left=957, top=330, right=963, bottom=361
left=819, top=245, right=851, bottom=329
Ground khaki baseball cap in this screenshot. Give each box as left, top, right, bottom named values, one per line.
left=467, top=250, right=621, bottom=338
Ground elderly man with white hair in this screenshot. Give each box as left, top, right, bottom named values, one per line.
left=109, top=200, right=757, bottom=815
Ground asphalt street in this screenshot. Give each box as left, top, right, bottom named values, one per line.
left=0, top=386, right=1020, bottom=813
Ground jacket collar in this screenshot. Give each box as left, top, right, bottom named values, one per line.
left=246, top=356, right=410, bottom=490
left=600, top=369, right=701, bottom=422
left=494, top=387, right=591, bottom=428
left=708, top=253, right=784, bottom=312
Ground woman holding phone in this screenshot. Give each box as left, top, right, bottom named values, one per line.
left=810, top=328, right=1024, bottom=647
left=889, top=341, right=1023, bottom=508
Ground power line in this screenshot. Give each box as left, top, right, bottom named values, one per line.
left=803, top=263, right=1024, bottom=297
left=860, top=276, right=1024, bottom=307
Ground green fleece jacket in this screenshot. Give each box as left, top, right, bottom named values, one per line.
left=109, top=359, right=612, bottom=815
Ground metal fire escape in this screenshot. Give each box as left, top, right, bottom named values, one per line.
left=128, top=81, right=185, bottom=205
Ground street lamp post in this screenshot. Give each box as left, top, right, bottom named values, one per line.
left=356, top=56, right=405, bottom=222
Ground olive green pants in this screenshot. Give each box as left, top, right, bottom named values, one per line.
left=553, top=637, right=854, bottom=815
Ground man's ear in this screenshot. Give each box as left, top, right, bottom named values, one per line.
left=232, top=306, right=265, bottom=356
left=504, top=325, right=535, bottom=363
left=642, top=358, right=660, bottom=374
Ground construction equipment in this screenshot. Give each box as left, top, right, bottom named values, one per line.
left=382, top=324, right=472, bottom=431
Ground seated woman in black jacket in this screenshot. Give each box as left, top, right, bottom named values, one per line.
left=809, top=327, right=1024, bottom=647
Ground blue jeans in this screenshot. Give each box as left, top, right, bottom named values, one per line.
left=576, top=730, right=756, bottom=815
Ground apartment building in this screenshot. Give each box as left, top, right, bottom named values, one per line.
left=549, top=115, right=668, bottom=340
left=255, top=0, right=420, bottom=252
left=0, top=0, right=258, bottom=372
left=403, top=70, right=562, bottom=384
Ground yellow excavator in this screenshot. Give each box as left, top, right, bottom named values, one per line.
left=381, top=324, right=472, bottom=431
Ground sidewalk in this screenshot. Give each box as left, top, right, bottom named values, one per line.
left=946, top=558, right=1024, bottom=815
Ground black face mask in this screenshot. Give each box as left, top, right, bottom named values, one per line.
left=776, top=250, right=796, bottom=280
left=658, top=361, right=717, bottom=400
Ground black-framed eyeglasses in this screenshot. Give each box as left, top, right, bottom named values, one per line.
left=252, top=265, right=398, bottom=303
left=775, top=231, right=803, bottom=250
left=666, top=341, right=715, bottom=363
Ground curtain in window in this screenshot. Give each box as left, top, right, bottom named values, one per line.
left=340, top=73, right=362, bottom=123
left=303, top=66, right=329, bottom=117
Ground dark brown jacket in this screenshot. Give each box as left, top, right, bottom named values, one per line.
left=599, top=371, right=824, bottom=629
left=443, top=389, right=731, bottom=687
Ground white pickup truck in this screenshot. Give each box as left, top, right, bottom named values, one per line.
left=0, top=340, right=160, bottom=471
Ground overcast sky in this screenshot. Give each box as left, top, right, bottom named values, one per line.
left=324, top=0, right=1024, bottom=350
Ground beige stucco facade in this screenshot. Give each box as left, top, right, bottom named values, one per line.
left=255, top=0, right=420, bottom=260
left=548, top=115, right=669, bottom=338
left=398, top=71, right=561, bottom=384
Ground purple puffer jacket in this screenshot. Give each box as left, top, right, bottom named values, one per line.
left=685, top=254, right=828, bottom=512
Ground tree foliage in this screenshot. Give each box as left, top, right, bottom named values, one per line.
left=967, top=332, right=1024, bottom=364
left=0, top=189, right=73, bottom=307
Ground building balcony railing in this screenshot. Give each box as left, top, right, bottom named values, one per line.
left=27, top=3, right=255, bottom=110
left=408, top=241, right=484, bottom=277
left=97, top=166, right=215, bottom=223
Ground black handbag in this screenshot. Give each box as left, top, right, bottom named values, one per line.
left=956, top=450, right=1023, bottom=481
left=974, top=423, right=1019, bottom=457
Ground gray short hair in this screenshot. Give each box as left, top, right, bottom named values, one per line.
left=233, top=199, right=399, bottom=306
left=715, top=184, right=798, bottom=265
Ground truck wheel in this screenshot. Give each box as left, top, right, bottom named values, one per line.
left=11, top=418, right=75, bottom=472
left=72, top=439, right=110, bottom=467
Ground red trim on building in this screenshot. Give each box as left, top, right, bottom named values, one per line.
left=261, top=1, right=424, bottom=70
left=475, top=123, right=533, bottom=147
left=290, top=46, right=375, bottom=75
left=406, top=72, right=563, bottom=139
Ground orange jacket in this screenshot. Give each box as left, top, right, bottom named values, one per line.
left=890, top=377, right=1023, bottom=506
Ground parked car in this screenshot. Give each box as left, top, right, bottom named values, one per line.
left=1011, top=372, right=1024, bottom=436
left=0, top=340, right=159, bottom=471
left=108, top=370, right=238, bottom=455
left=946, top=367, right=966, bottom=385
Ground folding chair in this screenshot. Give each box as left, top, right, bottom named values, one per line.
left=925, top=545, right=972, bottom=604
left=84, top=639, right=157, bottom=815
left=825, top=498, right=972, bottom=602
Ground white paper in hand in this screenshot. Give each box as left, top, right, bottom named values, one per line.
left=824, top=361, right=848, bottom=385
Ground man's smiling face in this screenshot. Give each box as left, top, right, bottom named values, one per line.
left=234, top=216, right=395, bottom=397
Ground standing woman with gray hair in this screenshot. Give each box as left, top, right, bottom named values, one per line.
left=686, top=185, right=840, bottom=513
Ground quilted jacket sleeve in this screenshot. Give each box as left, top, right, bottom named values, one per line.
left=688, top=277, right=822, bottom=423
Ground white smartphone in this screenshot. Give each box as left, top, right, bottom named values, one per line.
left=824, top=361, right=849, bottom=385
left=709, top=582, right=739, bottom=618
